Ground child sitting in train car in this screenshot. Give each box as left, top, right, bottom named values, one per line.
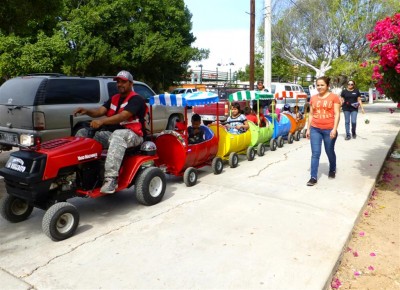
left=187, top=113, right=205, bottom=144
left=243, top=106, right=258, bottom=124
left=225, top=102, right=249, bottom=134
left=252, top=103, right=267, bottom=127
left=293, top=105, right=303, bottom=121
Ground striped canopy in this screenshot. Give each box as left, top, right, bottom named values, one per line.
left=274, top=91, right=308, bottom=99
left=149, top=91, right=219, bottom=107
left=228, top=90, right=274, bottom=102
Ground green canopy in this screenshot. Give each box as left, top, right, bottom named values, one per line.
left=228, top=90, right=274, bottom=102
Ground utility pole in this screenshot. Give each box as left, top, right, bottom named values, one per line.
left=264, top=0, right=272, bottom=90
left=249, top=0, right=255, bottom=90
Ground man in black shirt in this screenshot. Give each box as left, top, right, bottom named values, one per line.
left=74, top=70, right=147, bottom=193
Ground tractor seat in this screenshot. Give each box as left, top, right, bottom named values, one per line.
left=101, top=144, right=143, bottom=158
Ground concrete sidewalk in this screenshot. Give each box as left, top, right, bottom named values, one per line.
left=0, top=101, right=399, bottom=290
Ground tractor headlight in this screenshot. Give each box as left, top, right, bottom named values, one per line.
left=140, top=141, right=157, bottom=156
left=20, top=134, right=35, bottom=146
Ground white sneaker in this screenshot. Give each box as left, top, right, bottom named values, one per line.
left=100, top=177, right=117, bottom=194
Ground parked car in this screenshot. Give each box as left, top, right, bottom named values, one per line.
left=302, top=86, right=311, bottom=102
left=192, top=86, right=248, bottom=125
left=268, top=82, right=307, bottom=112
left=170, top=87, right=198, bottom=94
left=360, top=91, right=369, bottom=102
left=0, top=74, right=184, bottom=151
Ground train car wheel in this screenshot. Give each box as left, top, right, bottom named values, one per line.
left=246, top=147, right=255, bottom=161
left=257, top=143, right=265, bottom=156
left=212, top=157, right=223, bottom=174
left=229, top=152, right=239, bottom=168
left=184, top=167, right=198, bottom=187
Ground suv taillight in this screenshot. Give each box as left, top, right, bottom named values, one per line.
left=224, top=103, right=229, bottom=116
left=33, top=112, right=45, bottom=130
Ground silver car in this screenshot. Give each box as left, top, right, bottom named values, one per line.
left=0, top=74, right=184, bottom=151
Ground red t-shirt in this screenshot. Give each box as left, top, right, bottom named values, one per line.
left=310, top=93, right=340, bottom=129
left=246, top=114, right=258, bottom=124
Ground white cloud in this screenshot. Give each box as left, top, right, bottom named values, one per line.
left=189, top=28, right=250, bottom=72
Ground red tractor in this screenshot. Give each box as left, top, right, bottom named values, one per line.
left=0, top=135, right=166, bottom=241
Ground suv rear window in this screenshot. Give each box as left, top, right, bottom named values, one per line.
left=107, top=82, right=118, bottom=98
left=172, top=88, right=186, bottom=94
left=134, top=84, right=155, bottom=100
left=0, top=77, right=44, bottom=105
left=43, top=79, right=100, bottom=105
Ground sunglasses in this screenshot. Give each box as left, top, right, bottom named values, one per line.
left=348, top=83, right=354, bottom=85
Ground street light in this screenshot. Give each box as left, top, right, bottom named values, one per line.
left=197, top=64, right=203, bottom=84
left=228, top=62, right=235, bottom=84
left=216, top=63, right=221, bottom=84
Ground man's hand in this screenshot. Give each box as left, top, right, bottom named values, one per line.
left=90, top=119, right=104, bottom=129
left=74, top=107, right=87, bottom=116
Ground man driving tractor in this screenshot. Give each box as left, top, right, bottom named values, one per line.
left=74, top=70, right=147, bottom=194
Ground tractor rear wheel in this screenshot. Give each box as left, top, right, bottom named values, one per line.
left=0, top=195, right=33, bottom=223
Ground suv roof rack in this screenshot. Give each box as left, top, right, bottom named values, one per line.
left=26, top=73, right=66, bottom=77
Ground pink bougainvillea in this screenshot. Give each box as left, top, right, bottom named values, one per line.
left=367, top=13, right=400, bottom=103
left=331, top=277, right=342, bottom=289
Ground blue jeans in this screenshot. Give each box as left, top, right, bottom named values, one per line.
left=309, top=126, right=337, bottom=179
left=343, top=110, right=358, bottom=136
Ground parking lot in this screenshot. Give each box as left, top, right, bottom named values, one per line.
left=0, top=101, right=399, bottom=289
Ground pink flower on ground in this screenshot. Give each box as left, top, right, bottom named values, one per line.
left=354, top=271, right=361, bottom=276
left=382, top=172, right=394, bottom=182
left=359, top=231, right=365, bottom=237
left=331, top=277, right=342, bottom=289
left=364, top=211, right=369, bottom=216
left=353, top=251, right=359, bottom=257
left=368, top=265, right=375, bottom=271
left=370, top=252, right=376, bottom=256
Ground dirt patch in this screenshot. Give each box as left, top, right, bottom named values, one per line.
left=330, top=132, right=400, bottom=289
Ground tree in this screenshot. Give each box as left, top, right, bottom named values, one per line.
left=53, top=0, right=206, bottom=90
left=0, top=0, right=64, bottom=36
left=272, top=0, right=399, bottom=80
left=0, top=0, right=66, bottom=80
left=0, top=0, right=208, bottom=91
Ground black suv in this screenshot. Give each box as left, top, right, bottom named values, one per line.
left=0, top=74, right=184, bottom=151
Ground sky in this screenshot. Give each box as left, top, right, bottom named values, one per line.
left=185, top=0, right=266, bottom=73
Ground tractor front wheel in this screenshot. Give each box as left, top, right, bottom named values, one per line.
left=42, top=202, right=79, bottom=241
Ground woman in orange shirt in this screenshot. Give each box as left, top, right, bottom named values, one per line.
left=306, top=76, right=341, bottom=186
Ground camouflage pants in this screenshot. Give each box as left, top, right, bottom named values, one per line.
left=75, top=128, right=143, bottom=178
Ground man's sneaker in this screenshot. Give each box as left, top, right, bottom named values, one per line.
left=352, top=134, right=357, bottom=139
left=328, top=171, right=336, bottom=179
left=100, top=177, right=118, bottom=194
left=345, top=135, right=351, bottom=140
left=307, top=177, right=317, bottom=186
